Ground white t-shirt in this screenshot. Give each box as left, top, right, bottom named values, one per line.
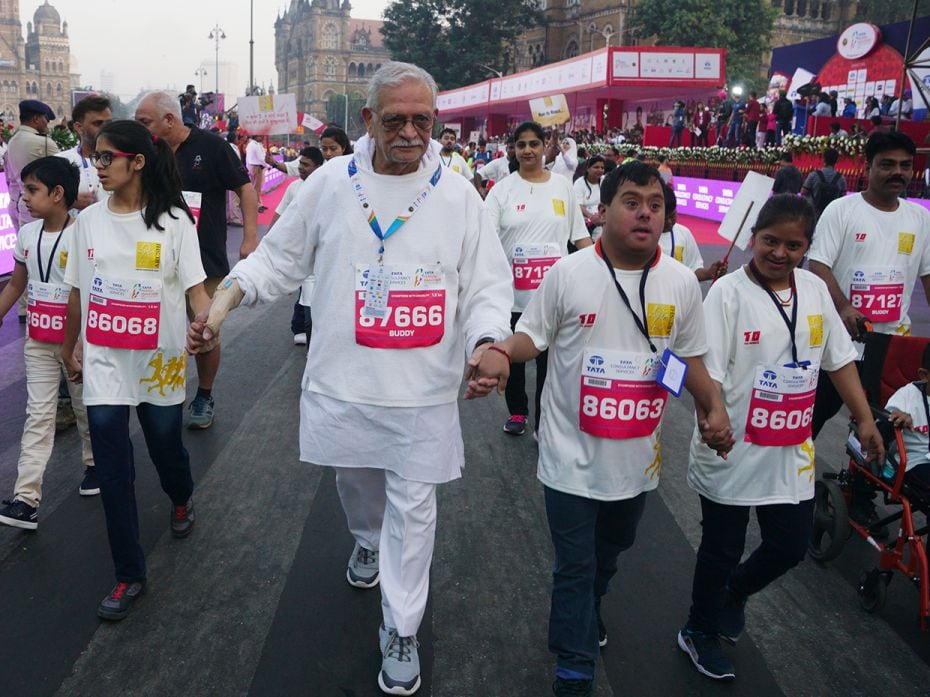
left=284, top=158, right=301, bottom=177
left=659, top=223, right=704, bottom=272
left=486, top=171, right=589, bottom=312
left=276, top=177, right=304, bottom=216
left=517, top=245, right=707, bottom=501
left=573, top=176, right=602, bottom=240
left=479, top=156, right=511, bottom=183
left=885, top=382, right=930, bottom=471
left=439, top=151, right=473, bottom=180
left=688, top=267, right=857, bottom=506
left=13, top=218, right=74, bottom=285
left=245, top=139, right=266, bottom=168
left=63, top=201, right=206, bottom=406
left=57, top=146, right=109, bottom=208
left=808, top=193, right=930, bottom=335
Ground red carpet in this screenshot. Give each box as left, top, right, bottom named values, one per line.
left=258, top=177, right=296, bottom=226
left=678, top=214, right=727, bottom=246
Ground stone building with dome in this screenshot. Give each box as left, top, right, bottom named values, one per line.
left=274, top=0, right=390, bottom=127
left=513, top=0, right=860, bottom=74
left=0, top=0, right=75, bottom=122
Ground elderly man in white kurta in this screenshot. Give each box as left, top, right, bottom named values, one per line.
left=187, top=63, right=512, bottom=696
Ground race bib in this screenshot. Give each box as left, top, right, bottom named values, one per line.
left=182, top=191, right=202, bottom=228
left=512, top=243, right=561, bottom=291
left=355, top=264, right=445, bottom=349
left=849, top=267, right=904, bottom=322
left=744, top=364, right=819, bottom=446
left=85, top=275, right=162, bottom=350
left=579, top=349, right=668, bottom=439
left=26, top=281, right=69, bottom=343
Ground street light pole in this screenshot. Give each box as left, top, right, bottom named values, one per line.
left=477, top=64, right=503, bottom=140
left=208, top=23, right=226, bottom=95
left=249, top=0, right=255, bottom=95
left=194, top=67, right=207, bottom=94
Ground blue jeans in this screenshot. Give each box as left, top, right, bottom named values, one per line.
left=87, top=403, right=194, bottom=582
left=687, top=495, right=813, bottom=634
left=545, top=486, right=647, bottom=680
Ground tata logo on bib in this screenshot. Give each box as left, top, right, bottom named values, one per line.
left=853, top=270, right=865, bottom=280
left=514, top=246, right=523, bottom=256
left=760, top=369, right=778, bottom=389
left=587, top=355, right=606, bottom=374
left=92, top=277, right=103, bottom=289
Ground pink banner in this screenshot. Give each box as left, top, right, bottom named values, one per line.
left=0, top=174, right=16, bottom=275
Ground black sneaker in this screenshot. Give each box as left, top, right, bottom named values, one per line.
left=0, top=499, right=38, bottom=530
left=503, top=414, right=527, bottom=435
left=97, top=581, right=145, bottom=620
left=595, top=601, right=607, bottom=647
left=718, top=590, right=747, bottom=645
left=552, top=677, right=594, bottom=696
left=79, top=467, right=101, bottom=496
left=677, top=627, right=735, bottom=680
left=171, top=498, right=195, bottom=538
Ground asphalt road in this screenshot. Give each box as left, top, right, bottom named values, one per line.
left=1, top=226, right=929, bottom=697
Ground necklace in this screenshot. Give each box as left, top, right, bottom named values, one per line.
left=772, top=285, right=794, bottom=306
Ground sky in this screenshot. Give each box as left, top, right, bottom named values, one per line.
left=21, top=0, right=391, bottom=99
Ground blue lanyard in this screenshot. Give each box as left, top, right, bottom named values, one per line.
left=76, top=145, right=89, bottom=169
left=669, top=226, right=676, bottom=256
left=347, top=158, right=442, bottom=261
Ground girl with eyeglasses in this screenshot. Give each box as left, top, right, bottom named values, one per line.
left=61, top=119, right=211, bottom=621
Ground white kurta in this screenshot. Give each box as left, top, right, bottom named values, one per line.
left=230, top=136, right=513, bottom=483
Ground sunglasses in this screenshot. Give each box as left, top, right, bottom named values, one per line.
left=91, top=150, right=136, bottom=167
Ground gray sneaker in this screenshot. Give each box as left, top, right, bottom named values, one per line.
left=187, top=394, right=215, bottom=429
left=378, top=629, right=421, bottom=695
left=346, top=542, right=379, bottom=588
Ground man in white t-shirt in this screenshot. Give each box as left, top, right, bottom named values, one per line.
left=477, top=137, right=515, bottom=198
left=437, top=127, right=473, bottom=180
left=187, top=63, right=512, bottom=696
left=809, top=131, right=930, bottom=437
left=244, top=132, right=268, bottom=212
left=471, top=160, right=732, bottom=697
left=56, top=95, right=112, bottom=213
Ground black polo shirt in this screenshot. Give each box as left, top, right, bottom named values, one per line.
left=174, top=127, right=250, bottom=278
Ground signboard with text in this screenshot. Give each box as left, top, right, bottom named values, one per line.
left=237, top=94, right=298, bottom=136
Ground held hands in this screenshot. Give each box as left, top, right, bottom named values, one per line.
left=186, top=310, right=216, bottom=354
left=62, top=346, right=83, bottom=383
left=888, top=409, right=914, bottom=430
left=463, top=343, right=510, bottom=400
left=698, top=405, right=735, bottom=458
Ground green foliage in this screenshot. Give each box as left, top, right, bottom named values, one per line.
left=855, top=0, right=930, bottom=25
left=50, top=125, right=78, bottom=150
left=380, top=0, right=544, bottom=90
left=630, top=0, right=777, bottom=91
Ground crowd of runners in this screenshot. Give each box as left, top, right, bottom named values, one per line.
left=0, top=60, right=929, bottom=697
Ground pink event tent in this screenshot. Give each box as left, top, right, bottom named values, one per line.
left=437, top=45, right=726, bottom=137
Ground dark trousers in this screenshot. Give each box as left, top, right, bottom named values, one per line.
left=87, top=403, right=194, bottom=582
left=695, top=127, right=709, bottom=148
left=669, top=125, right=684, bottom=148
left=688, top=495, right=813, bottom=634
left=505, top=312, right=548, bottom=426
left=290, top=301, right=312, bottom=338
left=545, top=486, right=647, bottom=679
left=811, top=369, right=844, bottom=440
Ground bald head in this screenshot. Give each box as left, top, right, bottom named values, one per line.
left=134, top=91, right=187, bottom=147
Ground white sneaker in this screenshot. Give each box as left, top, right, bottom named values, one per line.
left=346, top=542, right=379, bottom=588
left=378, top=629, right=421, bottom=695
left=293, top=332, right=308, bottom=346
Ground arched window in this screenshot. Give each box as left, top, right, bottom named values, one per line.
left=324, top=56, right=337, bottom=79
left=820, top=2, right=830, bottom=19
left=2, top=81, right=8, bottom=93
left=46, top=82, right=52, bottom=95
left=321, top=22, right=339, bottom=49
left=348, top=62, right=357, bottom=78
left=11, top=81, right=18, bottom=95
left=367, top=63, right=374, bottom=74
left=56, top=82, right=62, bottom=95
left=58, top=60, right=63, bottom=72
left=357, top=63, right=365, bottom=78
left=784, top=0, right=794, bottom=15
left=564, top=39, right=579, bottom=59
left=376, top=63, right=381, bottom=71
left=44, top=60, right=49, bottom=72
left=797, top=0, right=807, bottom=16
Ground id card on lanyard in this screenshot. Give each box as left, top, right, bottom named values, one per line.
left=26, top=223, right=69, bottom=343
left=348, top=157, right=444, bottom=341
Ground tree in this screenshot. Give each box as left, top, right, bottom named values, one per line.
left=380, top=0, right=544, bottom=90
left=856, top=0, right=930, bottom=25
left=326, top=92, right=367, bottom=139
left=629, top=0, right=777, bottom=91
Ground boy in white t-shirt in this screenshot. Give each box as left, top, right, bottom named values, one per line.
left=660, top=183, right=726, bottom=282
left=0, top=156, right=96, bottom=530
left=470, top=161, right=734, bottom=697
left=885, top=344, right=930, bottom=490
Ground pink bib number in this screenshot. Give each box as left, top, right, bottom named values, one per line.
left=849, top=268, right=904, bottom=322
left=84, top=276, right=161, bottom=350
left=182, top=191, right=202, bottom=229
left=26, top=281, right=68, bottom=343
left=744, top=365, right=819, bottom=446
left=355, top=264, right=446, bottom=349
left=579, top=350, right=668, bottom=439
left=512, top=243, right=561, bottom=291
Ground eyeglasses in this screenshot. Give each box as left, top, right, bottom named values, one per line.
left=374, top=112, right=434, bottom=133
left=91, top=150, right=136, bottom=167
